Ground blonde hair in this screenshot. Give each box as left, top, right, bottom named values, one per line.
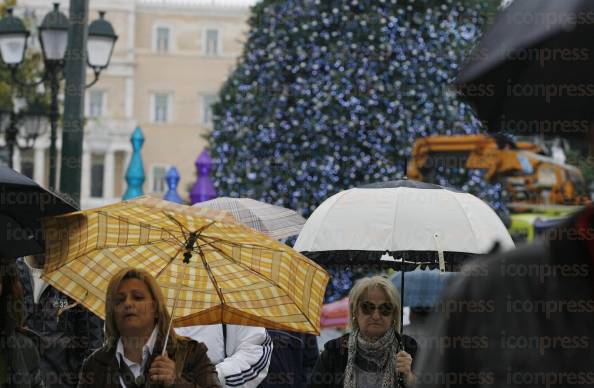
left=104, top=268, right=179, bottom=348
left=348, top=275, right=401, bottom=332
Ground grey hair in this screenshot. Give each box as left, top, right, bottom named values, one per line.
left=347, top=275, right=401, bottom=332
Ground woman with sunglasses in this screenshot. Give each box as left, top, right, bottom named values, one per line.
left=308, top=276, right=417, bottom=388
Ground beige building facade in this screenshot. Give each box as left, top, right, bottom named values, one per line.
left=12, top=0, right=254, bottom=209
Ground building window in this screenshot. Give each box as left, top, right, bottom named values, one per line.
left=0, top=148, right=9, bottom=167
left=89, top=90, right=104, bottom=117
left=152, top=166, right=167, bottom=193
left=205, top=29, right=219, bottom=55
left=90, top=154, right=105, bottom=198
left=202, top=94, right=216, bottom=124
left=155, top=26, right=170, bottom=53
left=153, top=93, right=170, bottom=123
left=20, top=149, right=34, bottom=178
left=114, top=151, right=126, bottom=198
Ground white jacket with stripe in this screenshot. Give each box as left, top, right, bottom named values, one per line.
left=176, top=324, right=272, bottom=388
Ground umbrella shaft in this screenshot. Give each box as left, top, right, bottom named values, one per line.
left=162, top=263, right=188, bottom=355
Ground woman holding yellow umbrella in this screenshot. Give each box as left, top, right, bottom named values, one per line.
left=78, top=268, right=221, bottom=388
left=41, top=197, right=328, bottom=385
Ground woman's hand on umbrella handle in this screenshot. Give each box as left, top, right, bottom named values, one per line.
left=396, top=350, right=415, bottom=386
left=149, top=355, right=177, bottom=387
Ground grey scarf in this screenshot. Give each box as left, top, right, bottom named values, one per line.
left=343, top=327, right=399, bottom=388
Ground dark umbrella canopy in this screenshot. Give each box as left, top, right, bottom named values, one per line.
left=360, top=179, right=461, bottom=192
left=457, top=0, right=594, bottom=137
left=0, top=166, right=77, bottom=259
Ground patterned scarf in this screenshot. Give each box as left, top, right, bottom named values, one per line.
left=343, top=326, right=399, bottom=388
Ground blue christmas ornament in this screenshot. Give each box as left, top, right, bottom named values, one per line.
left=123, top=126, right=145, bottom=200
left=163, top=167, right=184, bottom=204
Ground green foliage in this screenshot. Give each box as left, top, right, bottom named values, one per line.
left=0, top=0, right=50, bottom=134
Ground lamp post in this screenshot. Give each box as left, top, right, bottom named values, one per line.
left=0, top=4, right=117, bottom=188
left=0, top=99, right=49, bottom=168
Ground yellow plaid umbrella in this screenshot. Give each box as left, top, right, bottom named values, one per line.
left=41, top=196, right=329, bottom=335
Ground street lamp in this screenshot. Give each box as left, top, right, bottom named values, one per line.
left=0, top=99, right=49, bottom=169
left=87, top=11, right=118, bottom=77
left=0, top=8, right=28, bottom=66
left=0, top=4, right=118, bottom=188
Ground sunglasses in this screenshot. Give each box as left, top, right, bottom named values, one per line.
left=359, top=301, right=394, bottom=316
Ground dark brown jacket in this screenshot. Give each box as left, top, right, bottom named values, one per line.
left=77, top=336, right=221, bottom=388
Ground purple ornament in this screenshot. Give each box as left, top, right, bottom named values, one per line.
left=190, top=150, right=217, bottom=204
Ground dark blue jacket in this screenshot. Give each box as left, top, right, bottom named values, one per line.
left=258, top=330, right=319, bottom=388
left=16, top=258, right=104, bottom=388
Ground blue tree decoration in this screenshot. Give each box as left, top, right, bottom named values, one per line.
left=123, top=126, right=145, bottom=200
left=163, top=166, right=184, bottom=204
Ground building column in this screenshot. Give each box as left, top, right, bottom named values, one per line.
left=125, top=78, right=134, bottom=119
left=80, top=148, right=91, bottom=200
left=13, top=147, right=21, bottom=173
left=104, top=150, right=115, bottom=200
left=33, top=146, right=45, bottom=183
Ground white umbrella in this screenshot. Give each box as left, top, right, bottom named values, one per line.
left=294, top=180, right=514, bottom=266
left=194, top=197, right=306, bottom=240
left=294, top=180, right=514, bottom=347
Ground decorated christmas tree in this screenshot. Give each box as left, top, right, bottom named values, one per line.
left=208, top=0, right=502, bottom=300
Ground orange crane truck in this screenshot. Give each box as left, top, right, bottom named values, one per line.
left=408, top=134, right=589, bottom=206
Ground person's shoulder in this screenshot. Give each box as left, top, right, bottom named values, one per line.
left=462, top=240, right=550, bottom=275
left=401, top=334, right=417, bottom=348
left=14, top=328, right=41, bottom=348
left=323, top=333, right=349, bottom=353
left=445, top=240, right=552, bottom=297
left=11, top=330, right=36, bottom=349
left=177, top=335, right=209, bottom=354
left=400, top=334, right=418, bottom=358
left=82, top=344, right=115, bottom=366
left=176, top=324, right=221, bottom=338
left=9, top=331, right=42, bottom=373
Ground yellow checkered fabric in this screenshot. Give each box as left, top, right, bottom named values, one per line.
left=41, top=196, right=329, bottom=335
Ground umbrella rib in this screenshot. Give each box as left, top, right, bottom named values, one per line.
left=196, top=236, right=280, bottom=285
left=195, top=243, right=227, bottom=315
left=161, top=211, right=217, bottom=240
left=154, top=245, right=185, bottom=280
left=43, top=237, right=187, bottom=274
left=162, top=211, right=190, bottom=239
left=196, top=233, right=281, bottom=252
left=95, top=237, right=184, bottom=252
left=190, top=228, right=319, bottom=331
left=444, top=190, right=480, bottom=252
left=98, top=212, right=184, bottom=236
left=194, top=236, right=315, bottom=328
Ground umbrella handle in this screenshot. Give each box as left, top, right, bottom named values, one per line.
left=433, top=233, right=445, bottom=272
left=400, top=267, right=404, bottom=337
left=397, top=336, right=405, bottom=388
left=397, top=254, right=407, bottom=388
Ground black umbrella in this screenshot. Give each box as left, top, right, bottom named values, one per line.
left=0, top=166, right=77, bottom=259
left=457, top=0, right=594, bottom=137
